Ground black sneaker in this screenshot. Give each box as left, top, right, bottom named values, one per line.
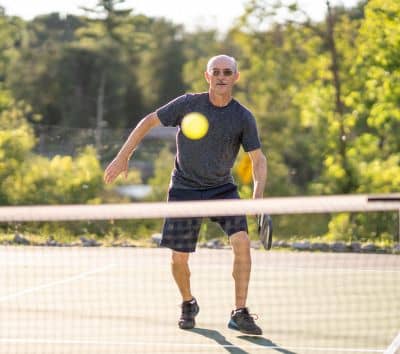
left=178, top=298, right=199, bottom=329
left=228, top=307, right=262, bottom=335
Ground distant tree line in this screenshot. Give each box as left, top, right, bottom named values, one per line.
left=0, top=0, right=399, bottom=243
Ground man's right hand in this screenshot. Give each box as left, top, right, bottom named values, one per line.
left=103, top=156, right=129, bottom=184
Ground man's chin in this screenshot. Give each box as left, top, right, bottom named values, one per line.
left=215, top=85, right=231, bottom=94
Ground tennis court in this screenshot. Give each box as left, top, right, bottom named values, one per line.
left=1, top=246, right=399, bottom=354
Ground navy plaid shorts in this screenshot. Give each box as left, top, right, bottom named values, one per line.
left=160, top=183, right=248, bottom=252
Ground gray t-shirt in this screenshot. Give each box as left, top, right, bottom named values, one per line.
left=156, top=92, right=261, bottom=189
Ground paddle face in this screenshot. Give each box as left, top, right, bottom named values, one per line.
left=258, top=214, right=273, bottom=250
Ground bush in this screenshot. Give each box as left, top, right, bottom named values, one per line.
left=3, top=146, right=103, bottom=205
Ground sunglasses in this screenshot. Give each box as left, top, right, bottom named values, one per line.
left=211, top=68, right=234, bottom=77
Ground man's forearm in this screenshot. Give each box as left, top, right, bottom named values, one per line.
left=252, top=155, right=267, bottom=199
left=117, top=112, right=160, bottom=160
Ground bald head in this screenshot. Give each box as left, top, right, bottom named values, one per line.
left=206, top=55, right=238, bottom=73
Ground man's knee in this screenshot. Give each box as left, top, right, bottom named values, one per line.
left=230, top=231, right=250, bottom=250
left=171, top=250, right=190, bottom=264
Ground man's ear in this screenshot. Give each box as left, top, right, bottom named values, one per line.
left=234, top=71, right=240, bottom=82
left=204, top=71, right=211, bottom=84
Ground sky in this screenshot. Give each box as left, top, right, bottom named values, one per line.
left=1, top=0, right=361, bottom=33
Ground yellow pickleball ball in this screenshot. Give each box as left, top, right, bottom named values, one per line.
left=181, top=112, right=209, bottom=140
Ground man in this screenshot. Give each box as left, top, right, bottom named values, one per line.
left=104, top=54, right=267, bottom=335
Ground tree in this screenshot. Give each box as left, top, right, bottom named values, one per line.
left=71, top=0, right=147, bottom=153
left=235, top=0, right=367, bottom=194
left=346, top=0, right=400, bottom=193
left=0, top=88, right=103, bottom=205
left=137, top=18, right=186, bottom=110
left=0, top=7, right=25, bottom=83
left=0, top=96, right=35, bottom=204
left=229, top=4, right=321, bottom=195
left=5, top=5, right=188, bottom=161
left=321, top=0, right=400, bottom=242
left=147, top=146, right=175, bottom=201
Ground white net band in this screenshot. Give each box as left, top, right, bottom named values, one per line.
left=0, top=194, right=399, bottom=221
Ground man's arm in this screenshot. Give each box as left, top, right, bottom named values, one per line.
left=104, top=112, right=161, bottom=184
left=248, top=148, right=267, bottom=199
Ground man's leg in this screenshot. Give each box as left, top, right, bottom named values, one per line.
left=171, top=250, right=192, bottom=301
left=228, top=231, right=262, bottom=335
left=171, top=250, right=199, bottom=329
left=230, top=231, right=251, bottom=309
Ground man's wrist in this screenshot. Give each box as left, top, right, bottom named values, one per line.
left=116, top=151, right=131, bottom=161
left=117, top=147, right=136, bottom=161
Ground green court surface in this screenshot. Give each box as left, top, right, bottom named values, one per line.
left=0, top=247, right=399, bottom=354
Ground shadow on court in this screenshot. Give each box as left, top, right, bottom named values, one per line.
left=238, top=335, right=297, bottom=354
left=190, top=328, right=250, bottom=354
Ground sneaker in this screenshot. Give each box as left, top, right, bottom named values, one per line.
left=178, top=298, right=199, bottom=329
left=228, top=307, right=262, bottom=335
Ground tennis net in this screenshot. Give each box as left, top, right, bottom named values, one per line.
left=0, top=196, right=399, bottom=354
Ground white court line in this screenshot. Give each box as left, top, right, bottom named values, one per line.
left=384, top=332, right=400, bottom=354
left=0, top=338, right=385, bottom=352
left=0, top=264, right=116, bottom=302
left=261, top=267, right=400, bottom=274
left=207, top=265, right=400, bottom=274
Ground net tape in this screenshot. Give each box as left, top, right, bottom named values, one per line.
left=0, top=194, right=399, bottom=222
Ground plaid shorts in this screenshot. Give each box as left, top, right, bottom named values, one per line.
left=160, top=183, right=248, bottom=252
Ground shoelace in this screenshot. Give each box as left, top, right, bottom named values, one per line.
left=236, top=309, right=258, bottom=321
left=242, top=312, right=259, bottom=322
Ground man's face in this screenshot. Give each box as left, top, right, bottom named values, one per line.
left=205, top=59, right=239, bottom=95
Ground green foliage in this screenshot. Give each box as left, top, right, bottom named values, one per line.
left=0, top=0, right=398, bottom=245
left=5, top=6, right=186, bottom=134
left=147, top=146, right=175, bottom=201
left=0, top=87, right=103, bottom=205
left=327, top=211, right=397, bottom=243
left=137, top=19, right=186, bottom=109
left=0, top=98, right=35, bottom=203
left=308, top=0, right=400, bottom=240
left=350, top=0, right=400, bottom=156
left=3, top=147, right=103, bottom=205
left=0, top=10, right=25, bottom=82
left=342, top=0, right=400, bottom=201
left=356, top=156, right=400, bottom=193
left=182, top=30, right=221, bottom=92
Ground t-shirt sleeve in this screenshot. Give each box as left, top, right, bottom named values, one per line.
left=156, top=94, right=189, bottom=127
left=241, top=112, right=261, bottom=152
